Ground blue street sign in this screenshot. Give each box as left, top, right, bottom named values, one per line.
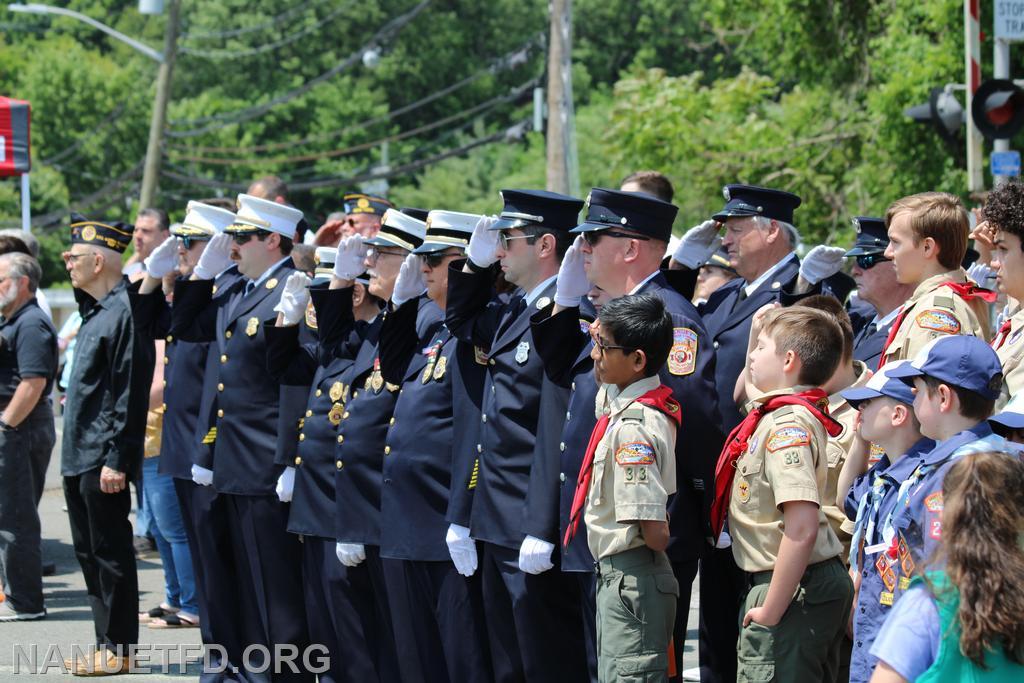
left=992, top=150, right=1022, bottom=176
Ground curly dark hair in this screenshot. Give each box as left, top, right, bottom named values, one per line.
left=983, top=180, right=1024, bottom=245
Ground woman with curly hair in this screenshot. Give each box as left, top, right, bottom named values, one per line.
left=869, top=452, right=1024, bottom=681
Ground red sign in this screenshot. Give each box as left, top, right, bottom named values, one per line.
left=0, top=97, right=31, bottom=177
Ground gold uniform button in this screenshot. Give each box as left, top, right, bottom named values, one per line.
left=166, top=335, right=173, bottom=343
left=343, top=411, right=350, bottom=419
left=384, top=446, right=391, bottom=455
left=315, top=389, right=322, bottom=397
left=352, top=391, right=359, bottom=399
left=306, top=410, right=313, bottom=417
left=220, top=354, right=228, bottom=363
left=299, top=434, right=306, bottom=442
left=481, top=414, right=487, bottom=423
left=217, top=383, right=224, bottom=392
left=225, top=330, right=232, bottom=339
left=476, top=444, right=482, bottom=453
left=489, top=359, right=495, bottom=366
left=336, top=460, right=344, bottom=469
left=163, top=356, right=169, bottom=365
left=294, top=456, right=302, bottom=466
left=217, top=409, right=224, bottom=418
left=559, top=442, right=566, bottom=452
left=560, top=472, right=566, bottom=483
left=161, top=403, right=166, bottom=411
left=162, top=380, right=167, bottom=388
left=337, top=435, right=344, bottom=444
left=389, top=417, right=395, bottom=425
left=571, top=381, right=576, bottom=391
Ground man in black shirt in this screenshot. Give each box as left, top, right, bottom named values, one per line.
left=60, top=217, right=153, bottom=675
left=0, top=253, right=57, bottom=622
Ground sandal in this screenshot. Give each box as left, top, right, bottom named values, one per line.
left=138, top=604, right=179, bottom=623
left=148, top=613, right=199, bottom=629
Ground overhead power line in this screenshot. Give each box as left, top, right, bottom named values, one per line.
left=180, top=0, right=327, bottom=41
left=167, top=0, right=432, bottom=136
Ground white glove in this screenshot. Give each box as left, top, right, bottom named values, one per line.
left=274, top=272, right=312, bottom=326
left=799, top=245, right=847, bottom=285
left=517, top=535, right=555, bottom=575
left=193, top=233, right=234, bottom=280
left=275, top=466, right=296, bottom=502
left=673, top=220, right=721, bottom=269
left=335, top=542, right=366, bottom=567
left=333, top=235, right=366, bottom=281
left=554, top=235, right=592, bottom=307
left=144, top=235, right=180, bottom=279
left=466, top=215, right=501, bottom=268
left=968, top=261, right=995, bottom=288
left=191, top=464, right=213, bottom=487
left=445, top=524, right=478, bottom=577
left=391, top=254, right=426, bottom=307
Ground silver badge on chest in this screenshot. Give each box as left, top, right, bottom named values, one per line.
left=515, top=341, right=530, bottom=365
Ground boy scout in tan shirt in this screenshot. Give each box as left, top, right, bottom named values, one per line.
left=982, top=181, right=1024, bottom=410
left=880, top=192, right=994, bottom=367
left=993, top=305, right=1024, bottom=410
left=712, top=307, right=854, bottom=683
left=564, top=294, right=681, bottom=682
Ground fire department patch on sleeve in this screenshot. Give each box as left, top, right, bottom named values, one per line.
left=668, top=327, right=697, bottom=376
left=304, top=299, right=318, bottom=330
left=915, top=309, right=961, bottom=334
left=615, top=441, right=656, bottom=466
left=766, top=426, right=810, bottom=453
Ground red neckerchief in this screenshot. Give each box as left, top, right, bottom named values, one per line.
left=563, top=385, right=681, bottom=548
left=709, top=388, right=841, bottom=539
left=994, top=319, right=1013, bottom=350
left=878, top=280, right=996, bottom=368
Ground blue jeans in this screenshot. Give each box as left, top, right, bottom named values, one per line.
left=142, top=457, right=198, bottom=616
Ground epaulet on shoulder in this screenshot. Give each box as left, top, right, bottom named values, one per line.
left=621, top=406, right=646, bottom=422
left=770, top=406, right=796, bottom=421
left=932, top=295, right=956, bottom=310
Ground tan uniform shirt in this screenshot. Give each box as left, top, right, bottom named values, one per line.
left=881, top=269, right=991, bottom=365
left=728, top=386, right=843, bottom=573
left=585, top=375, right=678, bottom=562
left=822, top=361, right=870, bottom=559
left=994, top=307, right=1024, bottom=412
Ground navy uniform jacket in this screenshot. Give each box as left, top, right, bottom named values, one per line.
left=446, top=266, right=565, bottom=550
left=530, top=273, right=723, bottom=561
left=171, top=259, right=297, bottom=495
left=850, top=302, right=894, bottom=369
left=529, top=305, right=598, bottom=571
left=378, top=300, right=476, bottom=561
left=318, top=288, right=443, bottom=545
left=265, top=291, right=365, bottom=540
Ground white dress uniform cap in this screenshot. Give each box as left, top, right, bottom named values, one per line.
left=173, top=200, right=236, bottom=237
left=413, top=210, right=481, bottom=253
left=364, top=208, right=427, bottom=251
left=227, top=193, right=304, bottom=239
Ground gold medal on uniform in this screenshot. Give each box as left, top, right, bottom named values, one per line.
left=432, top=355, right=447, bottom=381
left=329, top=381, right=345, bottom=402
left=422, top=345, right=438, bottom=384
left=385, top=382, right=399, bottom=393
left=246, top=317, right=260, bottom=337
left=371, top=358, right=385, bottom=393
left=364, top=375, right=372, bottom=391
left=328, top=403, right=344, bottom=425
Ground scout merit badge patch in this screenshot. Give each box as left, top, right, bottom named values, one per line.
left=915, top=309, right=961, bottom=334
left=615, top=441, right=656, bottom=466
left=737, top=480, right=750, bottom=503
left=766, top=426, right=810, bottom=453
left=515, top=341, right=530, bottom=365
left=246, top=317, right=260, bottom=337
left=668, top=327, right=697, bottom=376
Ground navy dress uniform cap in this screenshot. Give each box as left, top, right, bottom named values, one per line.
left=489, top=189, right=584, bottom=232
left=888, top=335, right=1003, bottom=399
left=344, top=193, right=393, bottom=217
left=413, top=210, right=479, bottom=254
left=69, top=213, right=134, bottom=253
left=571, top=187, right=678, bottom=242
left=364, top=208, right=426, bottom=251
left=712, top=184, right=802, bottom=225
left=844, top=216, right=888, bottom=257
left=704, top=246, right=737, bottom=273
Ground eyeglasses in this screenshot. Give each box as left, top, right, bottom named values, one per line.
left=230, top=231, right=269, bottom=245
left=589, top=325, right=635, bottom=355
left=581, top=230, right=651, bottom=247
left=63, top=252, right=96, bottom=263
left=181, top=236, right=209, bottom=250
left=423, top=251, right=461, bottom=269
left=498, top=231, right=534, bottom=250
left=365, top=247, right=406, bottom=263
left=855, top=253, right=890, bottom=270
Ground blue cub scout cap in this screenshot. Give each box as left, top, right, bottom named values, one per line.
left=841, top=360, right=917, bottom=408
left=887, top=335, right=1003, bottom=400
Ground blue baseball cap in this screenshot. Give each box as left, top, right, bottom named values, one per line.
left=887, top=335, right=1003, bottom=400
left=989, top=392, right=1024, bottom=433
left=841, top=361, right=917, bottom=408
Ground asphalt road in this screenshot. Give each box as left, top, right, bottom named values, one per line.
left=0, top=419, right=700, bottom=679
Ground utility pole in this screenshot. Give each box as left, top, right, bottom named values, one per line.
left=964, top=0, right=984, bottom=193
left=993, top=37, right=1013, bottom=187
left=139, top=0, right=180, bottom=209
left=545, top=0, right=579, bottom=197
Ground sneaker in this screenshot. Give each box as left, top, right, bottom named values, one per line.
left=0, top=601, right=46, bottom=622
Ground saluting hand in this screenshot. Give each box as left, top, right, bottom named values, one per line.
left=391, top=254, right=427, bottom=307
left=554, top=235, right=592, bottom=308
left=99, top=466, right=127, bottom=494
left=274, top=272, right=312, bottom=326
left=466, top=215, right=501, bottom=268
left=673, top=219, right=721, bottom=269
left=332, top=235, right=367, bottom=282
left=193, top=233, right=234, bottom=280
left=798, top=245, right=846, bottom=285
left=144, top=235, right=180, bottom=279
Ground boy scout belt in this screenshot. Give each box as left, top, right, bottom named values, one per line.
left=747, top=556, right=843, bottom=588
left=594, top=545, right=671, bottom=577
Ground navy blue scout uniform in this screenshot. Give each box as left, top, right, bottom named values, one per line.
left=377, top=211, right=492, bottom=683
left=567, top=188, right=726, bottom=677
left=846, top=217, right=898, bottom=368
left=446, top=190, right=590, bottom=683
left=170, top=195, right=311, bottom=681
left=839, top=365, right=933, bottom=683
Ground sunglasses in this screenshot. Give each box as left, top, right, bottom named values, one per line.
left=231, top=231, right=270, bottom=246
left=180, top=236, right=211, bottom=250
left=855, top=253, right=890, bottom=270
left=423, top=251, right=461, bottom=269
left=498, top=231, right=535, bottom=250
left=366, top=247, right=406, bottom=263
left=582, top=230, right=651, bottom=247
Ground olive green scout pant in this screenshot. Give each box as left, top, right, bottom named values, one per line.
left=596, top=546, right=679, bottom=682
left=736, top=556, right=854, bottom=683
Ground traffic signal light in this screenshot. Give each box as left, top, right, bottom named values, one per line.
left=971, top=79, right=1024, bottom=140
left=905, top=87, right=964, bottom=143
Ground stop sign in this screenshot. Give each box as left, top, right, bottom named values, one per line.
left=0, top=97, right=31, bottom=177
